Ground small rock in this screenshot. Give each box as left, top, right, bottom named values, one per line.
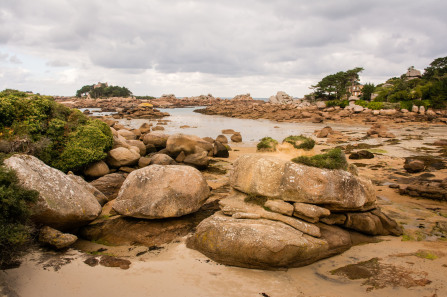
left=99, top=255, right=131, bottom=270
left=231, top=133, right=242, bottom=143
left=404, top=159, right=425, bottom=173
left=39, top=226, right=78, bottom=249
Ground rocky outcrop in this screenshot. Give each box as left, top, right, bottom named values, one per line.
left=113, top=165, right=210, bottom=219
left=187, top=154, right=401, bottom=269
left=230, top=155, right=376, bottom=211
left=4, top=155, right=101, bottom=230
left=269, top=91, right=294, bottom=104
left=187, top=212, right=356, bottom=270
left=232, top=94, right=253, bottom=101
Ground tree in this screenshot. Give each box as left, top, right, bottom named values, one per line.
left=311, top=67, right=364, bottom=100
left=76, top=85, right=93, bottom=97
left=360, top=83, right=375, bottom=101
left=424, top=56, right=447, bottom=80
left=75, top=84, right=132, bottom=98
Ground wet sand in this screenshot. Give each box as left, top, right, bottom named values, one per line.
left=1, top=236, right=446, bottom=297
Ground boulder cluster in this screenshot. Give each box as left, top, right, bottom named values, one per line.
left=187, top=154, right=402, bottom=269
left=84, top=120, right=235, bottom=180
left=195, top=100, right=447, bottom=124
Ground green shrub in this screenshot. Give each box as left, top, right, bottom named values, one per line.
left=0, top=165, right=38, bottom=267
left=292, top=148, right=348, bottom=170
left=367, top=102, right=384, bottom=110
left=54, top=120, right=113, bottom=172
left=283, top=135, right=315, bottom=150
left=326, top=100, right=349, bottom=108
left=355, top=100, right=369, bottom=108
left=257, top=137, right=278, bottom=152
left=0, top=90, right=113, bottom=172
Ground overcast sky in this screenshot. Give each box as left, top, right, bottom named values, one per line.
left=1, top=0, right=446, bottom=98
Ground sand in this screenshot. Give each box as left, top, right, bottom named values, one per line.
left=2, top=119, right=447, bottom=297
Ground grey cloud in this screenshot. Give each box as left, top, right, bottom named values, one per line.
left=1, top=0, right=447, bottom=96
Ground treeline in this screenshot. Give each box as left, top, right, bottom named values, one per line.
left=76, top=84, right=132, bottom=98
left=374, top=57, right=447, bottom=109
left=310, top=56, right=447, bottom=109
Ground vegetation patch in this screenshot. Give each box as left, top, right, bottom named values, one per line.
left=283, top=135, right=315, bottom=150
left=0, top=165, right=38, bottom=268
left=256, top=137, right=278, bottom=152
left=0, top=89, right=113, bottom=172
left=292, top=148, right=348, bottom=170
left=414, top=250, right=439, bottom=260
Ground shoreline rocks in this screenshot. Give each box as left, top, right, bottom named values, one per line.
left=187, top=154, right=402, bottom=269
left=4, top=155, right=102, bottom=230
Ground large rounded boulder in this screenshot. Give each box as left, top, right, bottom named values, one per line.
left=166, top=134, right=213, bottom=156
left=106, top=147, right=140, bottom=167
left=4, top=155, right=101, bottom=230
left=186, top=212, right=329, bottom=269
left=280, top=162, right=376, bottom=211
left=113, top=165, right=210, bottom=219
left=230, top=155, right=376, bottom=211
left=230, top=155, right=287, bottom=198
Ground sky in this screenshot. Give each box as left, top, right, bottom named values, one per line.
left=1, top=0, right=446, bottom=98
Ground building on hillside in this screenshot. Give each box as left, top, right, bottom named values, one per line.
left=94, top=82, right=108, bottom=89
left=347, top=84, right=364, bottom=97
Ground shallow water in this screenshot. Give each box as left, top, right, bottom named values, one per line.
left=116, top=107, right=447, bottom=158
left=118, top=107, right=368, bottom=143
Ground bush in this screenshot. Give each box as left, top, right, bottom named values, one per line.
left=355, top=100, right=369, bottom=108
left=0, top=90, right=113, bottom=172
left=283, top=135, right=315, bottom=150
left=54, top=120, right=113, bottom=172
left=292, top=148, right=348, bottom=170
left=367, top=102, right=384, bottom=110
left=0, top=165, right=38, bottom=267
left=257, top=137, right=278, bottom=152
left=326, top=100, right=349, bottom=108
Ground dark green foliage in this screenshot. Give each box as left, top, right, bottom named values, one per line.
left=257, top=137, right=278, bottom=152
left=135, top=95, right=156, bottom=100
left=55, top=120, right=113, bottom=172
left=373, top=56, right=447, bottom=109
left=0, top=165, right=38, bottom=266
left=76, top=84, right=132, bottom=98
left=367, top=102, right=384, bottom=110
left=355, top=100, right=369, bottom=107
left=312, top=67, right=364, bottom=100
left=360, top=83, right=375, bottom=101
left=292, top=148, right=348, bottom=170
left=283, top=135, right=315, bottom=150
left=326, top=100, right=349, bottom=108
left=0, top=90, right=113, bottom=172
left=423, top=56, right=447, bottom=80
